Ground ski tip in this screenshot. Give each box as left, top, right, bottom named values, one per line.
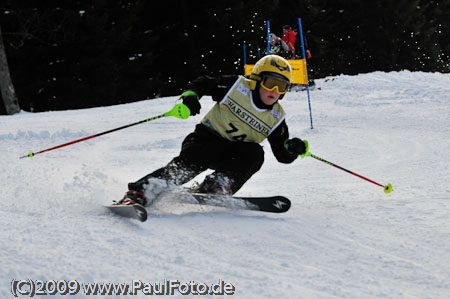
left=384, top=183, right=393, bottom=194
left=272, top=196, right=291, bottom=213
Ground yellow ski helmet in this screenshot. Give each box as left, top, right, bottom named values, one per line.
left=249, top=54, right=292, bottom=91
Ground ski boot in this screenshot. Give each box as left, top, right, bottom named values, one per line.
left=115, top=190, right=147, bottom=206
left=195, top=173, right=233, bottom=195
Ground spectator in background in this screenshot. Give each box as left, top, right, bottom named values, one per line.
left=269, top=33, right=283, bottom=55
left=293, top=28, right=312, bottom=59
left=282, top=25, right=296, bottom=59
left=270, top=32, right=292, bottom=59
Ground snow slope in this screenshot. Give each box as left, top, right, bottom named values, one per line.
left=1, top=71, right=450, bottom=298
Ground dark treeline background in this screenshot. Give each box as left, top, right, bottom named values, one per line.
left=1, top=0, right=449, bottom=114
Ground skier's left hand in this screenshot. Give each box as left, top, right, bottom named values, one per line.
left=284, top=138, right=307, bottom=157
left=300, top=140, right=311, bottom=158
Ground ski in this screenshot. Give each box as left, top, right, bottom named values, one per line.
left=187, top=192, right=291, bottom=213
left=105, top=192, right=290, bottom=222
left=105, top=203, right=147, bottom=222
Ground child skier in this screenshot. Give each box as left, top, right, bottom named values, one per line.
left=119, top=54, right=308, bottom=206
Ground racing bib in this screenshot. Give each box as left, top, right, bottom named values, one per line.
left=201, top=76, right=285, bottom=143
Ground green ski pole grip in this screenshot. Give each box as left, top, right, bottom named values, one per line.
left=166, top=104, right=191, bottom=119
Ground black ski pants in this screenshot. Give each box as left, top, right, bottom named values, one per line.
left=129, top=124, right=264, bottom=194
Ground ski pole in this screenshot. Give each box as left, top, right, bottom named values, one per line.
left=308, top=153, right=393, bottom=193
left=20, top=103, right=191, bottom=159
left=300, top=141, right=392, bottom=193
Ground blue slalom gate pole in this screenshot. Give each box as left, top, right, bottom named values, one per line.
left=243, top=42, right=247, bottom=65
left=267, top=20, right=270, bottom=54
left=298, top=17, right=314, bottom=129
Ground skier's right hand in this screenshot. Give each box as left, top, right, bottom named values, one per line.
left=180, top=90, right=201, bottom=116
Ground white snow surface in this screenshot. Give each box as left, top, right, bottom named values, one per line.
left=1, top=71, right=450, bottom=298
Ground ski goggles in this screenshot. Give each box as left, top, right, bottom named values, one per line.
left=260, top=74, right=290, bottom=94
